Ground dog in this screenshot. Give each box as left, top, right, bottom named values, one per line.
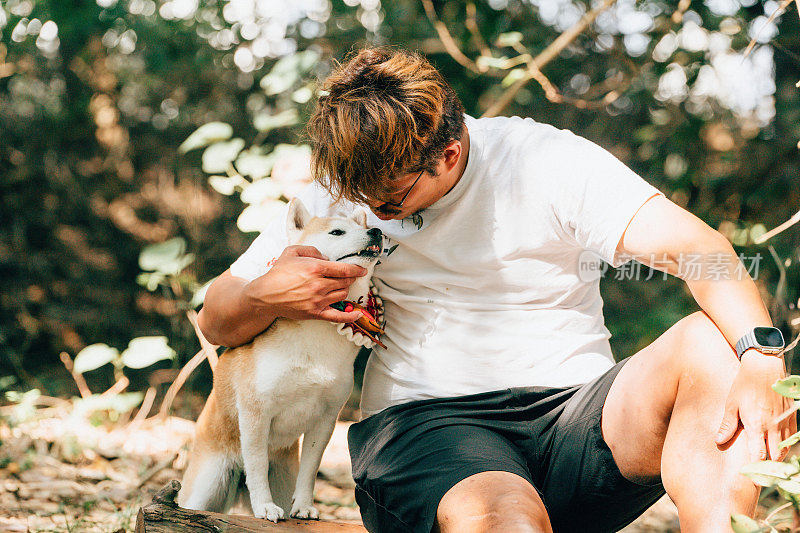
left=177, top=198, right=382, bottom=522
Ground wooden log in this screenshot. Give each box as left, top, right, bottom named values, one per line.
left=136, top=480, right=367, bottom=533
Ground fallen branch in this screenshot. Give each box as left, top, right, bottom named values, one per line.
left=136, top=480, right=367, bottom=532
left=137, top=451, right=180, bottom=489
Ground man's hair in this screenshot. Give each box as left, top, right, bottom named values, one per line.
left=306, top=47, right=465, bottom=205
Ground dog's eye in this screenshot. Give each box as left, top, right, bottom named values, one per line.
left=329, top=229, right=345, bottom=236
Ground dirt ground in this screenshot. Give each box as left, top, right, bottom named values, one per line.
left=0, top=412, right=684, bottom=532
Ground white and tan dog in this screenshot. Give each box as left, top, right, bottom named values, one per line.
left=178, top=198, right=382, bottom=522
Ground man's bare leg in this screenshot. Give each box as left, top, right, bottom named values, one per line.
left=434, top=311, right=775, bottom=532
left=435, top=471, right=552, bottom=533
left=603, top=311, right=763, bottom=532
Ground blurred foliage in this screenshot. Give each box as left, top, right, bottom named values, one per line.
left=0, top=0, right=799, bottom=423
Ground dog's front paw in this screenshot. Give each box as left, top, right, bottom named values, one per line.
left=254, top=502, right=284, bottom=523
left=290, top=502, right=319, bottom=520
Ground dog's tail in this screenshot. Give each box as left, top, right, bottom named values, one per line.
left=268, top=439, right=300, bottom=513
left=177, top=446, right=238, bottom=512
left=177, top=391, right=239, bottom=513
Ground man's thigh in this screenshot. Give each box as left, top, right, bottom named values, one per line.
left=349, top=418, right=535, bottom=533
left=600, top=311, right=741, bottom=483
left=529, top=358, right=666, bottom=532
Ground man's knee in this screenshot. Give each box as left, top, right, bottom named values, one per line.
left=435, top=471, right=552, bottom=533
left=673, top=311, right=738, bottom=380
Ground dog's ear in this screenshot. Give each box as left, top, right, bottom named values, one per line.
left=286, top=198, right=311, bottom=241
left=351, top=208, right=368, bottom=228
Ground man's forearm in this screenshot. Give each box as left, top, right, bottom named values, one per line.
left=681, top=236, right=773, bottom=352
left=198, top=272, right=278, bottom=348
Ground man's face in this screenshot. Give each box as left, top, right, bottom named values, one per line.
left=363, top=168, right=435, bottom=221
left=361, top=138, right=464, bottom=221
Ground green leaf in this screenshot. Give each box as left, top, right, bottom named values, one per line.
left=476, top=55, right=509, bottom=71
left=5, top=389, right=41, bottom=424
left=237, top=201, right=287, bottom=233
left=741, top=460, right=799, bottom=486
left=202, top=139, right=245, bottom=174
left=179, top=122, right=233, bottom=153
left=253, top=109, right=299, bottom=132
left=731, top=514, right=762, bottom=533
left=240, top=178, right=283, bottom=205
left=235, top=149, right=276, bottom=179
left=139, top=237, right=188, bottom=274
left=137, top=238, right=194, bottom=277
left=136, top=271, right=165, bottom=291
left=121, top=336, right=176, bottom=369
left=259, top=50, right=320, bottom=95
left=296, top=49, right=320, bottom=71
left=73, top=392, right=144, bottom=416
left=502, top=68, right=527, bottom=87
left=780, top=430, right=800, bottom=449
left=208, top=176, right=237, bottom=195
left=496, top=31, right=523, bottom=47
left=0, top=375, right=18, bottom=390
left=749, top=224, right=767, bottom=242
left=777, top=477, right=800, bottom=494
left=73, top=344, right=119, bottom=374
left=291, top=86, right=314, bottom=104
left=773, top=376, right=800, bottom=399
left=191, top=277, right=216, bottom=309
left=260, top=70, right=299, bottom=95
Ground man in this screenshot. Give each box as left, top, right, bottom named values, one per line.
left=198, top=48, right=795, bottom=532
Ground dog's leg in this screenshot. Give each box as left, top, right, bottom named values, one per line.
left=238, top=408, right=284, bottom=522
left=177, top=449, right=235, bottom=512
left=290, top=410, right=338, bottom=519
left=269, top=440, right=300, bottom=515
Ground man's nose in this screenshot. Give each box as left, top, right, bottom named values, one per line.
left=367, top=228, right=383, bottom=238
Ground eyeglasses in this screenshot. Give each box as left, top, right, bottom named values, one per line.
left=375, top=169, right=424, bottom=214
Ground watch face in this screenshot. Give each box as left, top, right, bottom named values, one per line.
left=754, top=327, right=785, bottom=348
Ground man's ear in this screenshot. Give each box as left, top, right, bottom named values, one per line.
left=351, top=208, right=368, bottom=228
left=286, top=198, right=311, bottom=241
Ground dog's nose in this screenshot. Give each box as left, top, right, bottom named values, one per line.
left=367, top=228, right=382, bottom=238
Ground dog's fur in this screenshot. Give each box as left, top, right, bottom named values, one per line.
left=177, top=198, right=382, bottom=522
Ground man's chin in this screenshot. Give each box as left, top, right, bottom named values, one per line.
left=372, top=208, right=423, bottom=221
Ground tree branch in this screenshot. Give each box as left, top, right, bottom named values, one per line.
left=421, top=0, right=483, bottom=73
left=59, top=351, right=92, bottom=399
left=158, top=348, right=209, bottom=418
left=187, top=309, right=218, bottom=371
left=482, top=0, right=618, bottom=118
left=466, top=3, right=491, bottom=60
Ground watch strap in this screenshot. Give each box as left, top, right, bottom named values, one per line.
left=734, top=330, right=755, bottom=360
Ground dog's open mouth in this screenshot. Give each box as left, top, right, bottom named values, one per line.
left=337, top=243, right=382, bottom=261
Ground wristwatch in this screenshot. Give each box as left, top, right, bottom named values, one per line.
left=734, top=326, right=785, bottom=360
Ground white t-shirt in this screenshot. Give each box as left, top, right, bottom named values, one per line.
left=229, top=114, right=663, bottom=418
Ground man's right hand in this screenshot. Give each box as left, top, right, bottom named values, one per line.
left=244, top=245, right=367, bottom=324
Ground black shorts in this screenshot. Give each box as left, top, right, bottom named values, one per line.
left=347, top=358, right=665, bottom=533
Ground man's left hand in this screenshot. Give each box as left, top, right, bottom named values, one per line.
left=716, top=350, right=796, bottom=461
